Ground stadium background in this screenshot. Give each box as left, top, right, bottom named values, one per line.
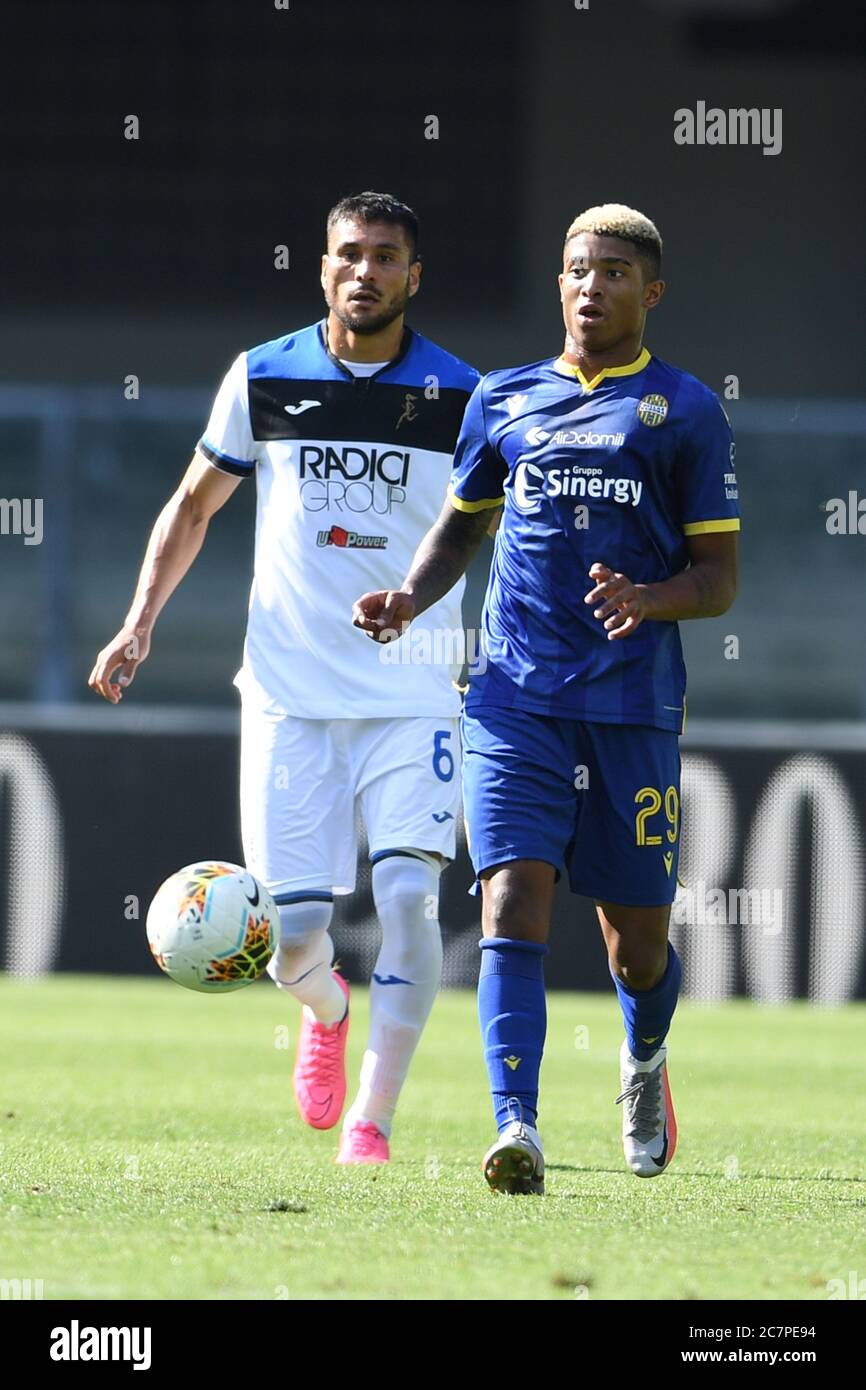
left=2, top=0, right=865, bottom=999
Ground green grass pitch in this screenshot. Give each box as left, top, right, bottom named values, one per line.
left=0, top=975, right=863, bottom=1301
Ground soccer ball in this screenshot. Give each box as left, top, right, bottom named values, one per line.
left=146, top=861, right=279, bottom=993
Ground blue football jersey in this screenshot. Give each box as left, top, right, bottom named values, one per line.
left=449, top=349, right=740, bottom=732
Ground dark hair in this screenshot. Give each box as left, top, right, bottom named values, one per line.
left=326, top=191, right=420, bottom=263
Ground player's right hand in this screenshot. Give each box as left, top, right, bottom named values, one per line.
left=351, top=590, right=416, bottom=643
left=88, top=626, right=151, bottom=703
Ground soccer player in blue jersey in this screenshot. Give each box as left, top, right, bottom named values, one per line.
left=353, top=203, right=739, bottom=1190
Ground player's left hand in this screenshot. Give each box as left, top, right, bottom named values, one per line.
left=584, top=562, right=652, bottom=640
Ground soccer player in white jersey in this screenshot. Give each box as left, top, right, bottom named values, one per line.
left=89, top=192, right=480, bottom=1164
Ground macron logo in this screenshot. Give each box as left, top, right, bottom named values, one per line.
left=284, top=400, right=322, bottom=415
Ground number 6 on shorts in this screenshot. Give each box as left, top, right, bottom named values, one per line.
left=433, top=729, right=454, bottom=782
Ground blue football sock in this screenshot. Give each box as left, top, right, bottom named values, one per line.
left=611, top=941, right=682, bottom=1062
left=478, top=937, right=548, bottom=1132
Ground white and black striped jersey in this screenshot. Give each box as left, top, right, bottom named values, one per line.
left=197, top=320, right=480, bottom=717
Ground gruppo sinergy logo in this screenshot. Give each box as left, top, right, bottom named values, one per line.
left=514, top=426, right=642, bottom=512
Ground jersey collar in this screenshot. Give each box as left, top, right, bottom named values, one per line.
left=553, top=346, right=652, bottom=392
left=318, top=318, right=413, bottom=381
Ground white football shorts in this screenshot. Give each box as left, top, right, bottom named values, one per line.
left=239, top=706, right=462, bottom=898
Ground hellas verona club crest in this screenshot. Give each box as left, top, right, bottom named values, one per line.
left=637, top=394, right=669, bottom=427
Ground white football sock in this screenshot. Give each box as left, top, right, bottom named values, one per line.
left=344, top=852, right=443, bottom=1138
left=266, top=900, right=346, bottom=1025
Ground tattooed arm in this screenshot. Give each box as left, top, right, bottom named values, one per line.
left=352, top=498, right=499, bottom=642
left=583, top=531, right=739, bottom=641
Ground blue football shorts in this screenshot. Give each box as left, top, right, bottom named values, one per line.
left=461, top=704, right=681, bottom=907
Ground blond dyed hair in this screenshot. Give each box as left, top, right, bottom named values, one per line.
left=564, top=203, right=662, bottom=278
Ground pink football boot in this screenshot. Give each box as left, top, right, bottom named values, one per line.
left=293, top=973, right=350, bottom=1130
left=335, top=1120, right=390, bottom=1165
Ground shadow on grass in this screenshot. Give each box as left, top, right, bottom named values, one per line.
left=546, top=1164, right=866, bottom=1183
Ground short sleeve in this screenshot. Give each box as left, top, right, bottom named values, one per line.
left=196, top=352, right=257, bottom=478
left=447, top=377, right=507, bottom=513
left=677, top=392, right=740, bottom=536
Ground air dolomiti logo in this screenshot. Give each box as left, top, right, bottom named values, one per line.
left=524, top=425, right=626, bottom=448
left=513, top=460, right=642, bottom=512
